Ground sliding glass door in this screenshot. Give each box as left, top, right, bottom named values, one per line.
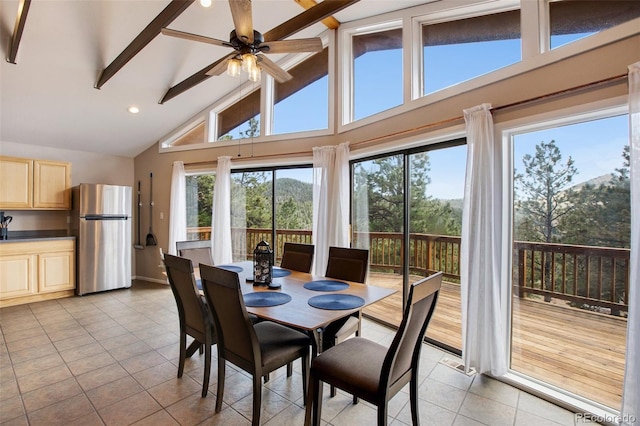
left=352, top=142, right=466, bottom=352
left=510, top=112, right=629, bottom=409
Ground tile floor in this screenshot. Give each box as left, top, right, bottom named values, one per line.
left=1, top=280, right=582, bottom=426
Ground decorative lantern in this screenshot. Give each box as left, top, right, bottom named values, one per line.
left=253, top=240, right=273, bottom=285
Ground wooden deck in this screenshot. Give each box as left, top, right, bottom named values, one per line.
left=362, top=273, right=627, bottom=410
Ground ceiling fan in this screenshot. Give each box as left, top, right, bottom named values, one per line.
left=161, top=0, right=323, bottom=83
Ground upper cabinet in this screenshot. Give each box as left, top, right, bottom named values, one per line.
left=0, top=156, right=71, bottom=210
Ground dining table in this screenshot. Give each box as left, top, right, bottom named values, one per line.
left=194, top=260, right=396, bottom=356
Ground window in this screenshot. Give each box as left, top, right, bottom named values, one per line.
left=273, top=49, right=329, bottom=135
left=549, top=0, right=640, bottom=49
left=186, top=173, right=215, bottom=240
left=422, top=9, right=521, bottom=95
left=352, top=27, right=403, bottom=121
left=509, top=111, right=630, bottom=409
left=217, top=89, right=261, bottom=140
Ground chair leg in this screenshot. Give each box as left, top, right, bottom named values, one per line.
left=377, top=402, right=389, bottom=426
left=202, top=343, right=211, bottom=398
left=215, top=357, right=225, bottom=413
left=178, top=332, right=186, bottom=378
left=410, top=377, right=420, bottom=426
left=304, top=375, right=323, bottom=426
left=301, top=353, right=309, bottom=405
left=252, top=374, right=262, bottom=426
left=287, top=362, right=293, bottom=377
left=263, top=374, right=270, bottom=383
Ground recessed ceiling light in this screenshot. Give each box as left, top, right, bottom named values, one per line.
left=128, top=106, right=140, bottom=114
left=200, top=0, right=212, bottom=7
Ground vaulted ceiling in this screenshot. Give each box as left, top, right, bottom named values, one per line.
left=0, top=0, right=425, bottom=158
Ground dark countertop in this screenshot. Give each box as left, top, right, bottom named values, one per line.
left=0, top=230, right=76, bottom=243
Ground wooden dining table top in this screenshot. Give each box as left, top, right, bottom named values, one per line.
left=195, top=261, right=396, bottom=333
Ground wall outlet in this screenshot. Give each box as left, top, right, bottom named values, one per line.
left=160, top=212, right=164, bottom=220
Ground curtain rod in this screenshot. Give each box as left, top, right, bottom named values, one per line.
left=186, top=72, right=628, bottom=166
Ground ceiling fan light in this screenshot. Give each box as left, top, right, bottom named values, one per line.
left=248, top=66, right=261, bottom=83
left=199, top=0, right=212, bottom=7
left=227, top=58, right=242, bottom=77
left=242, top=53, right=257, bottom=73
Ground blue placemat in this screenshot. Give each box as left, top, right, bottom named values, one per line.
left=272, top=267, right=291, bottom=278
left=308, top=294, right=364, bottom=310
left=244, top=292, right=292, bottom=307
left=217, top=265, right=243, bottom=272
left=303, top=280, right=349, bottom=292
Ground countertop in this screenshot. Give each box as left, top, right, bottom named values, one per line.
left=0, top=230, right=76, bottom=243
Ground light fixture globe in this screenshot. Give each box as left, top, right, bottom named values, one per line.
left=226, top=58, right=241, bottom=77
left=248, top=65, right=261, bottom=82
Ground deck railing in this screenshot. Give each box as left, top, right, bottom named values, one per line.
left=186, top=227, right=630, bottom=315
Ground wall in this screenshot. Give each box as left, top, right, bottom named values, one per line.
left=133, top=34, right=639, bottom=283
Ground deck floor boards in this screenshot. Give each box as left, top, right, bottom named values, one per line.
left=362, top=273, right=626, bottom=409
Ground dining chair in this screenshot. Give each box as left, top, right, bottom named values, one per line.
left=305, top=271, right=443, bottom=426
left=280, top=242, right=315, bottom=273
left=199, top=263, right=311, bottom=426
left=163, top=253, right=216, bottom=397
left=176, top=239, right=214, bottom=266
left=322, top=246, right=369, bottom=398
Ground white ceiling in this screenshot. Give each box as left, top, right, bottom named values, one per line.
left=0, top=0, right=425, bottom=158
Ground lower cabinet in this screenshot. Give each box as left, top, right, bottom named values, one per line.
left=0, top=240, right=75, bottom=307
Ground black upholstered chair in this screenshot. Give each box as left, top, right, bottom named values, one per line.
left=163, top=253, right=216, bottom=397
left=280, top=242, right=315, bottom=273
left=176, top=239, right=214, bottom=266
left=305, top=272, right=443, bottom=426
left=199, top=263, right=311, bottom=426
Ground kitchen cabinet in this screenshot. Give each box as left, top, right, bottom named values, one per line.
left=0, top=156, right=71, bottom=210
left=0, top=239, right=75, bottom=307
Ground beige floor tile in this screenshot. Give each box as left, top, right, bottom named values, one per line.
left=0, top=395, right=26, bottom=423
left=16, top=364, right=73, bottom=393
left=66, top=351, right=117, bottom=376
left=147, top=375, right=203, bottom=407
left=132, top=361, right=180, bottom=389
left=164, top=391, right=220, bottom=425
left=458, top=393, right=517, bottom=426
left=86, top=375, right=145, bottom=409
left=97, top=391, right=162, bottom=426
left=130, top=409, right=180, bottom=425
left=27, top=393, right=96, bottom=426
left=21, top=377, right=83, bottom=412
left=75, top=363, right=129, bottom=391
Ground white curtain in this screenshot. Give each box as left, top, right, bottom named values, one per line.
left=168, top=161, right=186, bottom=255
left=212, top=156, right=233, bottom=265
left=312, top=143, right=350, bottom=276
left=621, top=61, right=640, bottom=425
left=461, top=103, right=508, bottom=376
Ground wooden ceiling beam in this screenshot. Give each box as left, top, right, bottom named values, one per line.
left=293, top=0, right=340, bottom=30
left=95, top=0, right=195, bottom=90
left=160, top=0, right=360, bottom=104
left=7, top=0, right=32, bottom=64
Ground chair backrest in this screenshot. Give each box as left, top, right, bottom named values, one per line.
left=199, top=263, right=261, bottom=372
left=382, top=271, right=442, bottom=393
left=177, top=240, right=214, bottom=266
left=325, top=246, right=369, bottom=283
left=163, top=254, right=210, bottom=339
left=280, top=242, right=314, bottom=273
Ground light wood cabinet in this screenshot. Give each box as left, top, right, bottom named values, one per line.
left=0, top=239, right=75, bottom=307
left=0, top=157, right=33, bottom=209
left=0, top=156, right=71, bottom=210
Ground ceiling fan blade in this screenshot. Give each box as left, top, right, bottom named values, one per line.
left=161, top=28, right=230, bottom=48
left=257, top=54, right=293, bottom=83
left=205, top=52, right=237, bottom=76
left=265, top=0, right=359, bottom=42
left=261, top=38, right=322, bottom=54
left=229, top=0, right=254, bottom=44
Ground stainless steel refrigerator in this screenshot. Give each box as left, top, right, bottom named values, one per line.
left=71, top=183, right=132, bottom=295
